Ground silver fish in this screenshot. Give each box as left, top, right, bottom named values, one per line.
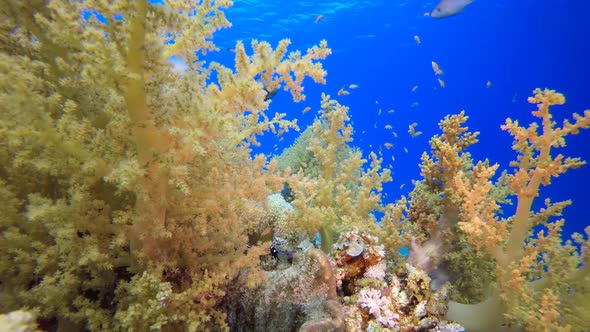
left=431, top=0, right=474, bottom=18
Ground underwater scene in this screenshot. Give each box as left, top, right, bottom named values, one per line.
left=1, top=0, right=589, bottom=331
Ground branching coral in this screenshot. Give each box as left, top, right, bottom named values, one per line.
left=284, top=94, right=393, bottom=252
left=446, top=88, right=590, bottom=331
left=400, top=112, right=499, bottom=303
left=0, top=1, right=330, bottom=330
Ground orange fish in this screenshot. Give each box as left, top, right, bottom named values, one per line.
left=384, top=142, right=394, bottom=149
left=414, top=35, right=421, bottom=44
left=315, top=15, right=323, bottom=23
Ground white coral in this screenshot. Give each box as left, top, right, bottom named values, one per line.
left=358, top=288, right=388, bottom=318
left=378, top=310, right=400, bottom=330
left=414, top=300, right=428, bottom=318
left=364, top=262, right=386, bottom=280
left=358, top=288, right=400, bottom=329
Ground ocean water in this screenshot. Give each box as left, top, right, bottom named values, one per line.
left=203, top=0, right=590, bottom=239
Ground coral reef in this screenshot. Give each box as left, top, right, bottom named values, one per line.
left=344, top=263, right=459, bottom=331
left=0, top=1, right=588, bottom=332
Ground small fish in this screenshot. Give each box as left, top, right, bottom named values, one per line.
left=302, top=106, right=311, bottom=114
left=512, top=93, right=518, bottom=103
left=431, top=61, right=443, bottom=75
left=414, top=35, right=421, bottom=44
left=378, top=108, right=382, bottom=116
left=400, top=183, right=405, bottom=189
left=437, top=77, right=445, bottom=88
left=403, top=147, right=409, bottom=153
left=388, top=109, right=395, bottom=114
left=391, top=155, right=395, bottom=161
left=315, top=15, right=324, bottom=23
left=269, top=245, right=293, bottom=264
left=410, top=101, right=420, bottom=109
left=392, top=131, right=398, bottom=138
left=411, top=85, right=419, bottom=92
left=408, top=122, right=423, bottom=137
left=384, top=142, right=394, bottom=149
left=384, top=124, right=392, bottom=130
left=337, top=88, right=350, bottom=96
left=258, top=78, right=279, bottom=101
left=424, top=12, right=431, bottom=17
left=486, top=80, right=492, bottom=88
left=431, top=0, right=474, bottom=19
left=349, top=83, right=359, bottom=89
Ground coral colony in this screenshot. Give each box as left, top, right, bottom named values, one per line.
left=0, top=1, right=589, bottom=331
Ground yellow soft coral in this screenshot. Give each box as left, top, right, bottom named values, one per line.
left=286, top=94, right=392, bottom=252
left=447, top=89, right=590, bottom=331
left=0, top=1, right=330, bottom=330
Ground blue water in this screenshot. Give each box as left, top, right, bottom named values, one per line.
left=207, top=1, right=590, bottom=238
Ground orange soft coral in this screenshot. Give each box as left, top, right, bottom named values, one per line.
left=447, top=88, right=590, bottom=331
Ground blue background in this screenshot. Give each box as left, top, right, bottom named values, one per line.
left=194, top=1, right=590, bottom=239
